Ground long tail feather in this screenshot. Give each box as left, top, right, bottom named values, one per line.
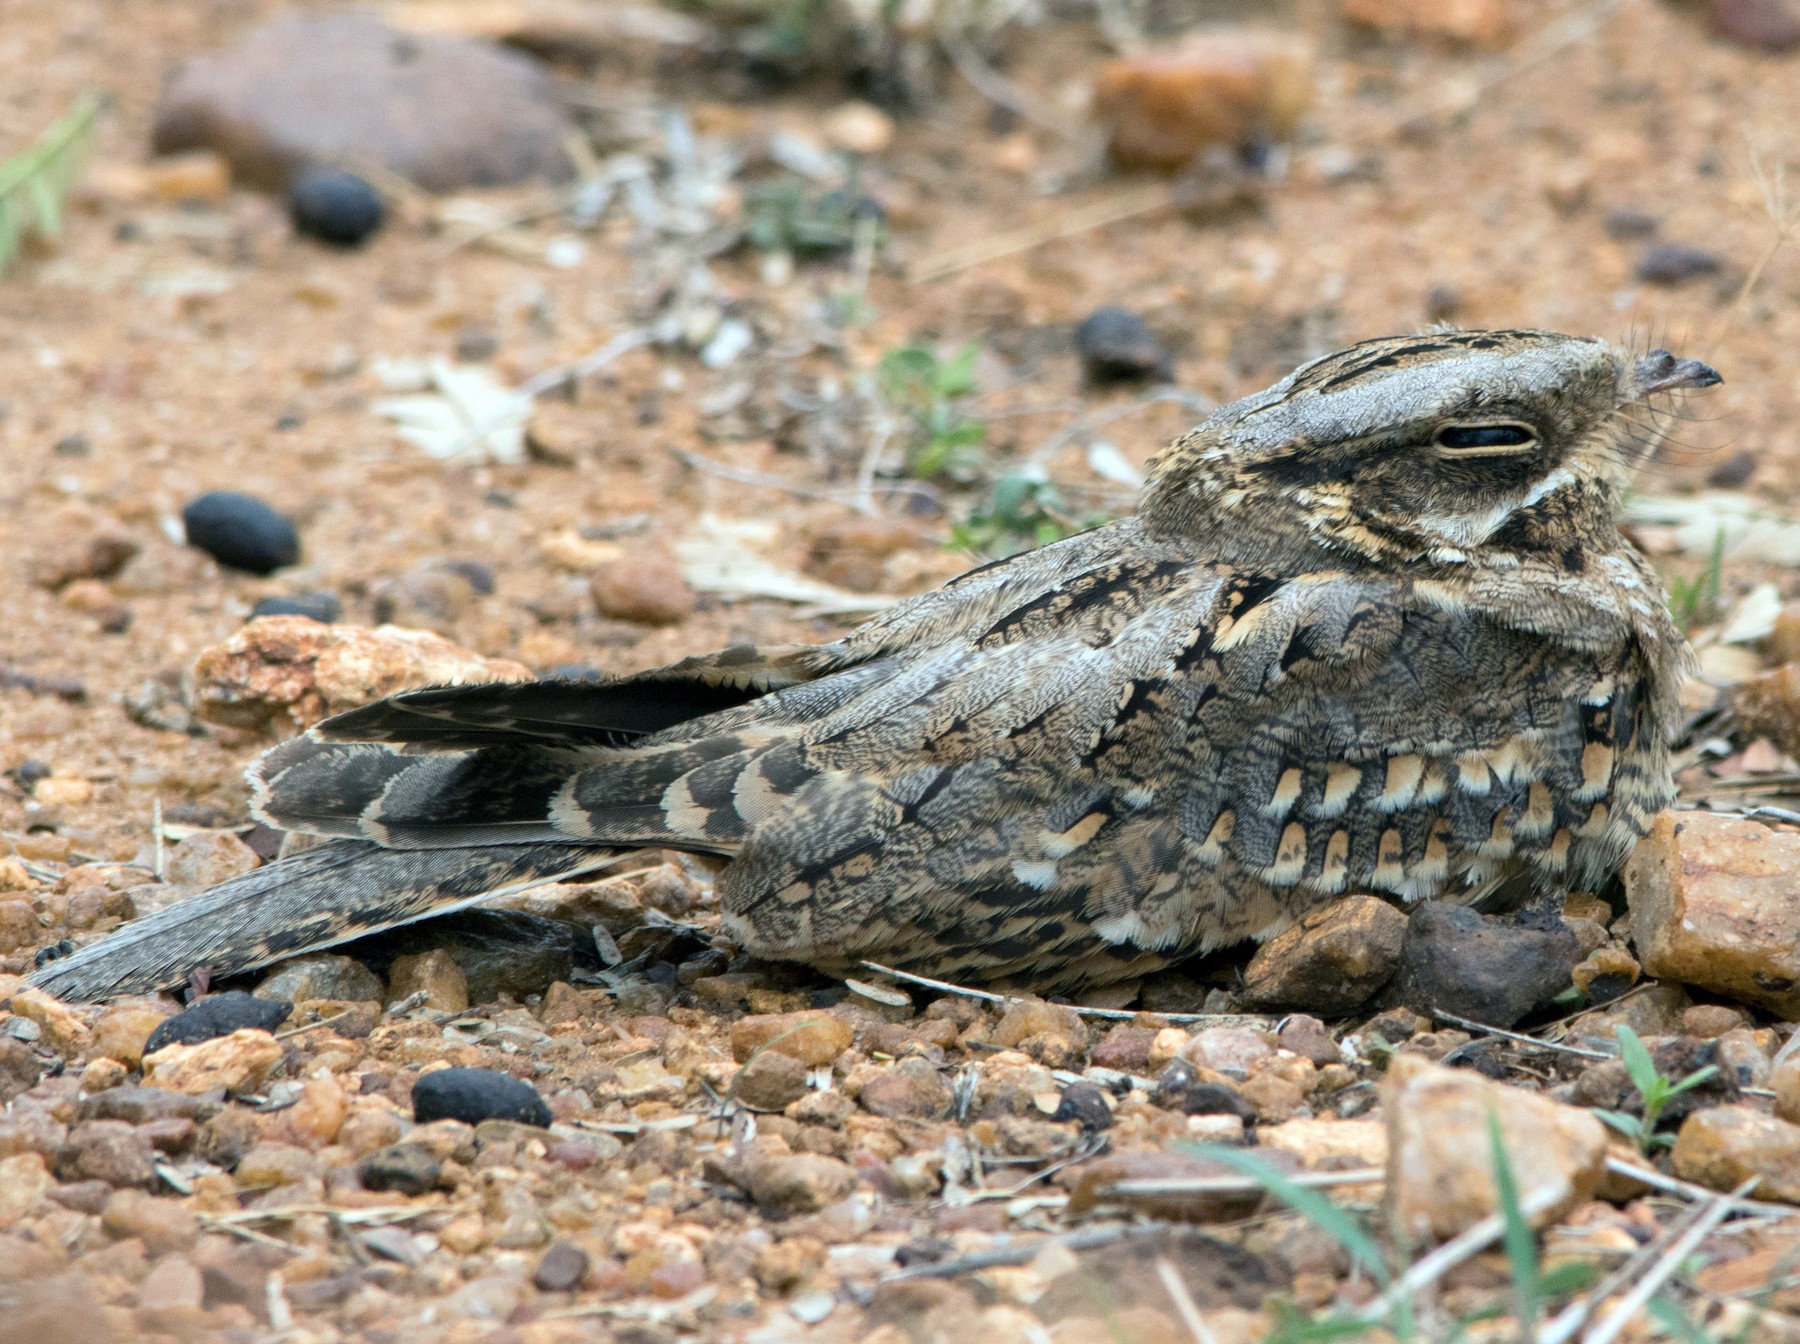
left=29, top=838, right=620, bottom=1001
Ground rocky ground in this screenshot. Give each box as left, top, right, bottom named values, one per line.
left=6, top=0, right=1800, bottom=1340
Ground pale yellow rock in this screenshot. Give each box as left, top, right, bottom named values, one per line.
left=388, top=947, right=470, bottom=1012
left=1625, top=811, right=1800, bottom=1017
left=0, top=1153, right=49, bottom=1227
left=823, top=100, right=894, bottom=155
left=1671, top=1105, right=1800, bottom=1203
left=32, top=774, right=93, bottom=808
left=1258, top=1117, right=1387, bottom=1168
left=1383, top=1055, right=1608, bottom=1242
left=192, top=616, right=529, bottom=734
left=3, top=985, right=93, bottom=1052
left=143, top=1027, right=284, bottom=1095
left=1148, top=1027, right=1189, bottom=1070
left=87, top=999, right=178, bottom=1068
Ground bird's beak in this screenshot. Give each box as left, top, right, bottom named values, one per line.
left=1632, top=348, right=1723, bottom=398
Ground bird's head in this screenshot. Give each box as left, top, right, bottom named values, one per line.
left=1141, top=329, right=1721, bottom=570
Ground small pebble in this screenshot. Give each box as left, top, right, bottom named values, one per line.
left=288, top=166, right=385, bottom=246
left=1706, top=449, right=1758, bottom=489
left=249, top=592, right=343, bottom=624
left=533, top=1241, right=590, bottom=1293
left=182, top=491, right=301, bottom=574
left=1052, top=1081, right=1114, bottom=1131
left=1424, top=284, right=1461, bottom=322
left=1074, top=306, right=1172, bottom=383
left=1636, top=243, right=1724, bottom=286
left=144, top=992, right=292, bottom=1055
left=454, top=326, right=499, bottom=362
left=1604, top=205, right=1659, bottom=239
left=356, top=1142, right=442, bottom=1196
left=412, top=1067, right=552, bottom=1127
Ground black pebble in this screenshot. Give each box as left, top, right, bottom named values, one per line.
left=1636, top=243, right=1724, bottom=286
left=183, top=491, right=301, bottom=575
left=289, top=166, right=385, bottom=247
left=533, top=1242, right=591, bottom=1293
left=1604, top=206, right=1659, bottom=240
left=412, top=1067, right=551, bottom=1127
left=893, top=1237, right=954, bottom=1268
left=10, top=760, right=52, bottom=790
left=250, top=592, right=343, bottom=624
left=144, top=991, right=293, bottom=1055
left=1075, top=306, right=1172, bottom=383
left=1706, top=449, right=1758, bottom=490
left=357, top=1142, right=442, bottom=1196
left=1182, top=1082, right=1260, bottom=1121
left=1052, top=1081, right=1114, bottom=1131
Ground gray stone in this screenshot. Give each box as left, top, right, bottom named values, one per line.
left=152, top=12, right=573, bottom=192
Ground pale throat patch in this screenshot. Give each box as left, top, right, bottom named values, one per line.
left=1410, top=465, right=1575, bottom=549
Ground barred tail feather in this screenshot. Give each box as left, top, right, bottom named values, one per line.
left=29, top=838, right=620, bottom=1001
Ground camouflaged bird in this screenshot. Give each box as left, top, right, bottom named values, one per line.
left=33, top=329, right=1722, bottom=1002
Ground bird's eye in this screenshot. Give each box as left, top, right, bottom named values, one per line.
left=1433, top=422, right=1539, bottom=456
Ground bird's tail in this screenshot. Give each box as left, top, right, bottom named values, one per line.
left=29, top=837, right=620, bottom=1002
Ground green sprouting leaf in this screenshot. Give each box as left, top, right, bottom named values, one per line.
left=1616, top=1024, right=1660, bottom=1099
left=934, top=343, right=980, bottom=398
left=0, top=93, right=99, bottom=279
left=1665, top=1065, right=1720, bottom=1099
left=1646, top=1292, right=1714, bottom=1344
left=1594, top=1109, right=1643, bottom=1140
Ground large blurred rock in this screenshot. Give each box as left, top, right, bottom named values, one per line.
left=1093, top=31, right=1313, bottom=173
left=1625, top=811, right=1800, bottom=1018
left=1342, top=0, right=1517, bottom=46
left=1389, top=902, right=1580, bottom=1027
left=1731, top=663, right=1800, bottom=756
left=192, top=616, right=529, bottom=735
left=1241, top=895, right=1405, bottom=1013
left=1384, top=1056, right=1607, bottom=1242
left=152, top=12, right=573, bottom=192
left=1672, top=1105, right=1800, bottom=1203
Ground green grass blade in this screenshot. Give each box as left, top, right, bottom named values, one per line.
left=1180, top=1143, right=1392, bottom=1289
left=1486, top=1108, right=1543, bottom=1336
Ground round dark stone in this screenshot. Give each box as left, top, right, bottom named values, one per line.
left=533, top=1241, right=590, bottom=1293
left=249, top=591, right=343, bottom=624
left=11, top=760, right=52, bottom=790
left=1636, top=243, right=1724, bottom=286
left=182, top=491, right=301, bottom=574
left=1051, top=1081, right=1114, bottom=1131
left=356, top=1142, right=442, bottom=1196
left=288, top=166, right=385, bottom=247
left=1176, top=1081, right=1259, bottom=1122
left=144, top=991, right=293, bottom=1056
left=1074, top=306, right=1171, bottom=382
left=412, top=1067, right=551, bottom=1127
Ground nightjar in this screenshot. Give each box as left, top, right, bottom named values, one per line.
left=34, top=329, right=1721, bottom=1001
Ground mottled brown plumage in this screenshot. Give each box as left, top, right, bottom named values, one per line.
left=33, top=330, right=1721, bottom=1001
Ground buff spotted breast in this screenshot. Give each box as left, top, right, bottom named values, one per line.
left=32, top=329, right=1721, bottom=1001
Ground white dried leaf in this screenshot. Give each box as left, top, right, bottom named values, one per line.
left=1718, top=583, right=1782, bottom=646
left=674, top=514, right=898, bottom=614
left=1085, top=439, right=1143, bottom=487
left=372, top=358, right=527, bottom=464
